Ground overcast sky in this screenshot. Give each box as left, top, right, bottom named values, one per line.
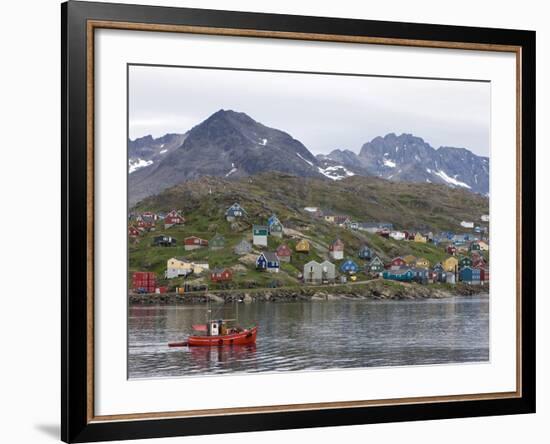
left=129, top=65, right=491, bottom=157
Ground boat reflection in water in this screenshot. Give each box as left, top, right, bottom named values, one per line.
left=187, top=343, right=258, bottom=372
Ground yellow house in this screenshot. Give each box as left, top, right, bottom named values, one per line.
left=415, top=257, right=430, bottom=269
left=167, top=257, right=193, bottom=272
left=478, top=240, right=489, bottom=251
left=414, top=233, right=427, bottom=243
left=443, top=256, right=459, bottom=272
left=403, top=254, right=417, bottom=265
left=192, top=261, right=210, bottom=274
left=295, top=239, right=310, bottom=253
left=166, top=258, right=210, bottom=277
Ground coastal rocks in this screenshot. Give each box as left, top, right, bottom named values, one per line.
left=128, top=281, right=489, bottom=305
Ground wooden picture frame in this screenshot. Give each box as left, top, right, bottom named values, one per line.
left=62, top=1, right=536, bottom=442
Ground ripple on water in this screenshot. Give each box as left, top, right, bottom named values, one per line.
left=128, top=297, right=489, bottom=378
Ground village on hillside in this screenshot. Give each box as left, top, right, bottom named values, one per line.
left=128, top=201, right=490, bottom=296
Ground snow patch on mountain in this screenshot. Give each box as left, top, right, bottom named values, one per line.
left=434, top=170, right=471, bottom=189
left=129, top=158, right=153, bottom=174
left=296, top=152, right=314, bottom=167
left=318, top=165, right=355, bottom=181
left=383, top=159, right=396, bottom=168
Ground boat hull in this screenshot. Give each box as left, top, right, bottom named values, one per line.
left=187, top=326, right=257, bottom=347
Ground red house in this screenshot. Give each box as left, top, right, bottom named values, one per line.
left=276, top=244, right=292, bottom=262
left=140, top=211, right=158, bottom=222
left=390, top=257, right=407, bottom=270
left=473, top=257, right=486, bottom=268
left=476, top=265, right=490, bottom=284
left=128, top=226, right=140, bottom=238
left=136, top=219, right=154, bottom=231
left=210, top=267, right=233, bottom=282
left=184, top=236, right=209, bottom=250
left=164, top=209, right=185, bottom=229
left=446, top=245, right=457, bottom=255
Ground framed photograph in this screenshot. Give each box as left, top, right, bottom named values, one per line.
left=62, top=1, right=535, bottom=442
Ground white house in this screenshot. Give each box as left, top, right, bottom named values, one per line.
left=460, top=221, right=474, bottom=228
left=389, top=231, right=406, bottom=241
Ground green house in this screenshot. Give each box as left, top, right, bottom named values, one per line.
left=458, top=256, right=473, bottom=269
left=209, top=233, right=226, bottom=250
left=253, top=225, right=268, bottom=247
left=367, top=256, right=384, bottom=274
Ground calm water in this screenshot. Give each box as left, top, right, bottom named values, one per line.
left=128, top=296, right=489, bottom=379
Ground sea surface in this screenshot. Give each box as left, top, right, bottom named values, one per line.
left=128, top=296, right=489, bottom=379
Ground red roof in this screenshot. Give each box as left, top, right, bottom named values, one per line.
left=276, top=244, right=292, bottom=256
left=184, top=236, right=208, bottom=246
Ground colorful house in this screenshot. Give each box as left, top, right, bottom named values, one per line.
left=459, top=266, right=481, bottom=284
left=389, top=231, right=406, bottom=241
left=415, top=257, right=430, bottom=269
left=340, top=259, right=360, bottom=274
left=410, top=267, right=430, bottom=283
left=403, top=254, right=417, bottom=265
left=303, top=260, right=335, bottom=284
left=225, top=203, right=247, bottom=222
left=414, top=232, right=427, bottom=243
left=458, top=256, right=473, bottom=269
left=477, top=240, right=490, bottom=251
left=166, top=258, right=210, bottom=277
left=295, top=239, right=310, bottom=253
left=166, top=257, right=194, bottom=279
left=443, top=256, right=459, bottom=273
left=268, top=219, right=284, bottom=238
left=209, top=234, right=226, bottom=250
left=367, top=256, right=385, bottom=274
left=256, top=252, right=280, bottom=273
left=469, top=241, right=481, bottom=252
left=329, top=239, right=345, bottom=260
left=432, top=263, right=447, bottom=283
left=184, top=236, right=209, bottom=250
left=139, top=211, right=158, bottom=222
left=383, top=268, right=414, bottom=282
left=164, top=209, right=185, bottom=229
left=473, top=257, right=486, bottom=268
left=390, top=257, right=407, bottom=270
left=252, top=225, right=268, bottom=247
left=128, top=226, right=140, bottom=238
left=152, top=235, right=177, bottom=247
left=136, top=219, right=155, bottom=231
left=476, top=265, right=490, bottom=284
left=210, top=267, right=233, bottom=283
left=234, top=238, right=252, bottom=255
left=276, top=244, right=292, bottom=262
left=358, top=245, right=372, bottom=260
left=267, top=214, right=280, bottom=226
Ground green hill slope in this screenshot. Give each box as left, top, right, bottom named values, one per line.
left=129, top=173, right=488, bottom=290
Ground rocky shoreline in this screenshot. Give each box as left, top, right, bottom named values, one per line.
left=129, top=280, right=489, bottom=305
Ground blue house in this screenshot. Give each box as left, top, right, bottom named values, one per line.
left=410, top=267, right=430, bottom=284
left=340, top=259, right=360, bottom=274
left=459, top=266, right=481, bottom=284
left=267, top=214, right=280, bottom=227
left=225, top=203, right=247, bottom=222
left=256, top=252, right=280, bottom=273
left=358, top=245, right=372, bottom=260
left=383, top=268, right=414, bottom=282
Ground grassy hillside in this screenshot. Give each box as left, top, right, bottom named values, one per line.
left=129, top=173, right=488, bottom=290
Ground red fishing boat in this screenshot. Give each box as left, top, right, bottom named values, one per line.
left=168, top=296, right=258, bottom=347
left=186, top=320, right=258, bottom=346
